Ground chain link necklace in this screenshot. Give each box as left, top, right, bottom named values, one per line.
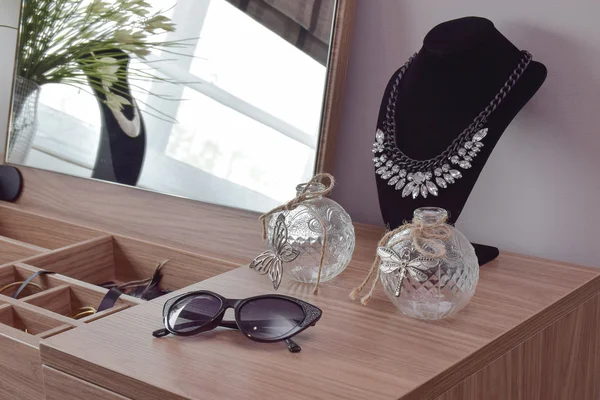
left=373, top=50, right=532, bottom=199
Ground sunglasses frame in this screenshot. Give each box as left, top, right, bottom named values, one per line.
left=153, top=290, right=322, bottom=352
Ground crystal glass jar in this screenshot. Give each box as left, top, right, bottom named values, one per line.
left=267, top=183, right=355, bottom=284
left=379, top=207, right=478, bottom=320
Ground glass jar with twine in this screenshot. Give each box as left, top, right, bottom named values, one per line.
left=350, top=207, right=478, bottom=320
left=250, top=173, right=355, bottom=293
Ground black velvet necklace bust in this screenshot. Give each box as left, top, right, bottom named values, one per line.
left=374, top=16, right=547, bottom=265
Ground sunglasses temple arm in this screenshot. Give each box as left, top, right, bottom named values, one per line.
left=152, top=328, right=170, bottom=338
left=286, top=338, right=301, bottom=353
left=219, top=321, right=301, bottom=352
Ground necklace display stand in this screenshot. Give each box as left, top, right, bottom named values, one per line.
left=374, top=16, right=547, bottom=265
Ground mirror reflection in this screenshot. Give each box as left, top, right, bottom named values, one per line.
left=7, top=0, right=336, bottom=212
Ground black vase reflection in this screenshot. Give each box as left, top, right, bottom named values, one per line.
left=84, top=49, right=146, bottom=186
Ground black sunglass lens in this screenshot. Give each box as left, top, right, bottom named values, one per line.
left=168, top=294, right=222, bottom=333
left=238, top=298, right=305, bottom=340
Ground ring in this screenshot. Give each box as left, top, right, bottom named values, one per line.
left=66, top=306, right=97, bottom=320
left=0, top=281, right=44, bottom=298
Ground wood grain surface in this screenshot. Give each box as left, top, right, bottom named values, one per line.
left=43, top=366, right=131, bottom=400
left=11, top=167, right=266, bottom=264
left=22, top=286, right=74, bottom=316
left=0, top=236, right=46, bottom=264
left=5, top=171, right=382, bottom=268
left=41, top=248, right=600, bottom=400
left=20, top=233, right=240, bottom=292
left=436, top=294, right=600, bottom=400
left=0, top=205, right=102, bottom=249
left=111, top=235, right=240, bottom=291
left=0, top=321, right=45, bottom=400
left=21, top=236, right=115, bottom=284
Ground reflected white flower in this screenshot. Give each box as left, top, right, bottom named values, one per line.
left=86, top=0, right=110, bottom=14
left=145, top=15, right=176, bottom=33
left=121, top=44, right=150, bottom=58
left=106, top=92, right=131, bottom=113
left=113, top=30, right=146, bottom=44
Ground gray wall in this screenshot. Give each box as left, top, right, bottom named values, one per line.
left=331, top=0, right=600, bottom=267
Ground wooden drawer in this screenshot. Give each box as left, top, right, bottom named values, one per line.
left=43, top=366, right=131, bottom=400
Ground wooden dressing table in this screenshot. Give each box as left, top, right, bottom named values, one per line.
left=2, top=1, right=599, bottom=398
left=36, top=223, right=600, bottom=400
left=0, top=170, right=595, bottom=399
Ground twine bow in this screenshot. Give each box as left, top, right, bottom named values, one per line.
left=259, top=173, right=335, bottom=294
left=349, top=213, right=452, bottom=305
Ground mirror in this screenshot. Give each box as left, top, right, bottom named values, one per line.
left=6, top=0, right=347, bottom=212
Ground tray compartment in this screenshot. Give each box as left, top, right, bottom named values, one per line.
left=16, top=236, right=115, bottom=288
left=0, top=304, right=66, bottom=335
left=0, top=264, right=65, bottom=298
left=22, top=285, right=131, bottom=322
left=24, top=235, right=238, bottom=295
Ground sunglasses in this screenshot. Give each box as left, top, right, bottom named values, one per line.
left=152, top=290, right=322, bottom=352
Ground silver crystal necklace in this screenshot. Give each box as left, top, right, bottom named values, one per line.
left=373, top=50, right=532, bottom=199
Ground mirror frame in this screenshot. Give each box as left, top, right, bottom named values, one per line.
left=316, top=0, right=356, bottom=174
left=0, top=0, right=357, bottom=261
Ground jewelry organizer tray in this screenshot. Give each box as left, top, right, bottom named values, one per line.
left=0, top=203, right=238, bottom=400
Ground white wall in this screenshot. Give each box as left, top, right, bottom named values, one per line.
left=332, top=0, right=600, bottom=268
left=0, top=0, right=20, bottom=161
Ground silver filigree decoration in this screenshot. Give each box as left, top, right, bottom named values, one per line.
left=377, top=246, right=439, bottom=297
left=249, top=214, right=299, bottom=290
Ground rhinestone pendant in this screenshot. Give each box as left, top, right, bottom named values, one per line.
left=412, top=185, right=420, bottom=199
left=473, top=128, right=488, bottom=142
left=459, top=160, right=472, bottom=169
left=412, top=172, right=426, bottom=184
left=402, top=182, right=416, bottom=198
left=426, top=181, right=438, bottom=196
left=450, top=169, right=462, bottom=179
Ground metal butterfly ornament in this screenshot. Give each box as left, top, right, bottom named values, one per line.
left=249, top=214, right=300, bottom=289
left=378, top=246, right=438, bottom=297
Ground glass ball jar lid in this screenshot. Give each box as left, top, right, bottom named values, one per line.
left=413, top=207, right=448, bottom=225
left=296, top=182, right=327, bottom=196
